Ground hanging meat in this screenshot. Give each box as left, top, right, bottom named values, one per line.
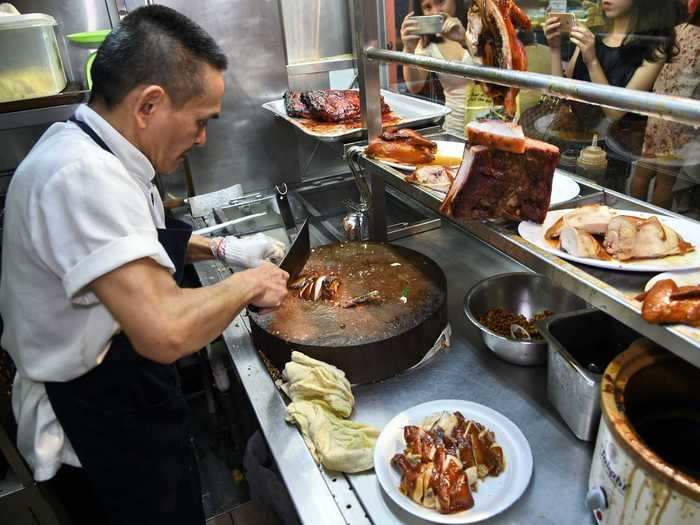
left=466, top=0, right=532, bottom=117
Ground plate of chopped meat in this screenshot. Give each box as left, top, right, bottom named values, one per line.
left=374, top=400, right=533, bottom=523
left=518, top=207, right=700, bottom=272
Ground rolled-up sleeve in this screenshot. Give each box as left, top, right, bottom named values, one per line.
left=34, top=154, right=174, bottom=302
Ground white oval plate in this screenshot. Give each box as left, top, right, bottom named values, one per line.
left=372, top=140, right=466, bottom=170
left=518, top=210, right=700, bottom=272
left=374, top=400, right=533, bottom=524
left=550, top=172, right=580, bottom=206
left=645, top=269, right=700, bottom=291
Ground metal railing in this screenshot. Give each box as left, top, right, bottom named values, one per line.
left=364, top=47, right=700, bottom=127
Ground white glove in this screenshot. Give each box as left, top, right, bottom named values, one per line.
left=210, top=234, right=286, bottom=268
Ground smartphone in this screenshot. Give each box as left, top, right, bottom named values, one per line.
left=408, top=15, right=443, bottom=35
left=550, top=12, right=576, bottom=34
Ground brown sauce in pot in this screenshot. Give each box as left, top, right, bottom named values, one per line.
left=254, top=242, right=445, bottom=347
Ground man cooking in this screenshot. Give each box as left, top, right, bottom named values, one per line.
left=0, top=5, right=289, bottom=524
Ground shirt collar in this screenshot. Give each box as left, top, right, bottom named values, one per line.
left=74, top=104, right=156, bottom=188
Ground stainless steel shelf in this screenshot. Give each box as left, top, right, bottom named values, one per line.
left=359, top=136, right=700, bottom=369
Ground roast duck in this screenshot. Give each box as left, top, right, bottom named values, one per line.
left=441, top=120, right=560, bottom=224
left=366, top=128, right=438, bottom=165
left=466, top=0, right=532, bottom=116
left=284, top=89, right=391, bottom=123
left=637, top=280, right=700, bottom=327
left=544, top=205, right=694, bottom=261
left=391, top=411, right=505, bottom=514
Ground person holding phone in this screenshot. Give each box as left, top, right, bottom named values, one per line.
left=400, top=0, right=476, bottom=136
left=543, top=0, right=677, bottom=121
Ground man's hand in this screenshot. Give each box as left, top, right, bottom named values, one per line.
left=570, top=26, right=597, bottom=66
left=211, top=233, right=285, bottom=268
left=244, top=262, right=289, bottom=308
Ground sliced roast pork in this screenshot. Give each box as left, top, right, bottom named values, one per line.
left=466, top=120, right=526, bottom=154
left=440, top=138, right=560, bottom=224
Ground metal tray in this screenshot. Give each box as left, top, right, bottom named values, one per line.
left=262, top=89, right=450, bottom=142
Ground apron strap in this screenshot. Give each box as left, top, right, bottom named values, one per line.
left=69, top=116, right=114, bottom=155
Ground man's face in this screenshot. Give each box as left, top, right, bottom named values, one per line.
left=143, top=65, right=224, bottom=174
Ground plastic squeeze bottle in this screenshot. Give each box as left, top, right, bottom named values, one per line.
left=577, top=134, right=608, bottom=184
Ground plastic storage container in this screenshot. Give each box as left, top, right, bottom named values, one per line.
left=0, top=13, right=67, bottom=103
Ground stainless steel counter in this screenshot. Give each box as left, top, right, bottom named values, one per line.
left=193, top=214, right=596, bottom=524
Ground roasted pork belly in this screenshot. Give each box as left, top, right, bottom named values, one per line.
left=284, top=89, right=391, bottom=123
left=440, top=138, right=559, bottom=224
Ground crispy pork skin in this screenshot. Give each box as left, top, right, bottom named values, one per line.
left=366, top=128, right=437, bottom=165
left=466, top=120, right=526, bottom=154
left=604, top=215, right=694, bottom=261
left=440, top=138, right=559, bottom=223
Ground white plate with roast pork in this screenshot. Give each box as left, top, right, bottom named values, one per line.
left=518, top=205, right=700, bottom=272
left=374, top=400, right=533, bottom=523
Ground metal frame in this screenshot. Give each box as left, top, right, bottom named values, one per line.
left=351, top=0, right=700, bottom=368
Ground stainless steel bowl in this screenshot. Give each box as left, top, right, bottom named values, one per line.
left=464, top=273, right=588, bottom=366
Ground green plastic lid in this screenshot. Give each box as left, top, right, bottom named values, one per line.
left=66, top=29, right=110, bottom=48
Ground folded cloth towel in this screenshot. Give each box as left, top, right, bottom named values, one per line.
left=282, top=352, right=378, bottom=473
left=286, top=400, right=379, bottom=473
left=284, top=351, right=354, bottom=418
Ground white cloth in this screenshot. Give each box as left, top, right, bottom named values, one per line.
left=416, top=42, right=474, bottom=136
left=0, top=104, right=173, bottom=481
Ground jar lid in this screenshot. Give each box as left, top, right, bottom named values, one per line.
left=0, top=13, right=57, bottom=30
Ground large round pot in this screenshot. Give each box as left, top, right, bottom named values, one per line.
left=587, top=339, right=700, bottom=524
left=249, top=242, right=447, bottom=384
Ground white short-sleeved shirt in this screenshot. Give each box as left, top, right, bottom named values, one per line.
left=0, top=104, right=175, bottom=481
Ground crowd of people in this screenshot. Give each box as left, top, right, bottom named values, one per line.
left=396, top=0, right=699, bottom=212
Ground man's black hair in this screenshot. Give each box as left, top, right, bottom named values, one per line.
left=89, top=5, right=228, bottom=108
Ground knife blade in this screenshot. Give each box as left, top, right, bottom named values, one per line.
left=279, top=219, right=310, bottom=281
left=248, top=219, right=310, bottom=314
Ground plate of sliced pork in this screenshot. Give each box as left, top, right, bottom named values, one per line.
left=374, top=400, right=532, bottom=523
left=518, top=205, right=700, bottom=272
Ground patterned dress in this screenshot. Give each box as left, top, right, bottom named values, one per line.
left=642, top=24, right=700, bottom=158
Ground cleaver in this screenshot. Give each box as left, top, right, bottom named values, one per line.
left=248, top=219, right=310, bottom=314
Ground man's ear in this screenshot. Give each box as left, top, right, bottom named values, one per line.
left=134, top=85, right=167, bottom=129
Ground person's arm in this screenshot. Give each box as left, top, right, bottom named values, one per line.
left=91, top=259, right=288, bottom=365
left=186, top=234, right=215, bottom=262
left=570, top=26, right=664, bottom=120
left=400, top=11, right=429, bottom=94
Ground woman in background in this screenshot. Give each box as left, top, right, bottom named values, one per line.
left=629, top=1, right=700, bottom=209
left=400, top=0, right=474, bottom=136
left=544, top=0, right=676, bottom=122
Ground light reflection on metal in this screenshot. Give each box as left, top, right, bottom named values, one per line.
left=364, top=47, right=700, bottom=127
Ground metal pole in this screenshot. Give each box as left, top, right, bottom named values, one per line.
left=365, top=47, right=700, bottom=127
left=352, top=0, right=387, bottom=241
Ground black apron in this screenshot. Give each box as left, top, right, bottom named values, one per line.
left=44, top=117, right=204, bottom=524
